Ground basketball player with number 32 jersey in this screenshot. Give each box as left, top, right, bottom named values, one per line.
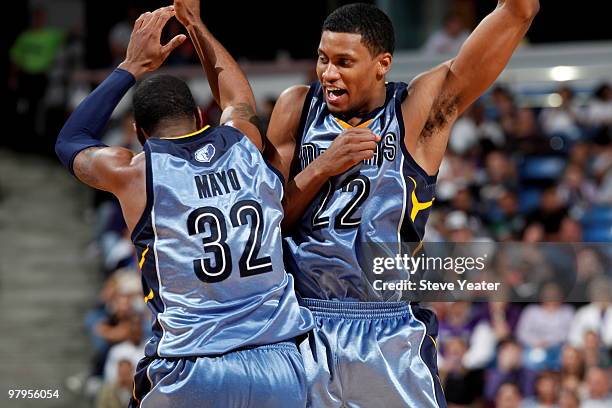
left=55, top=3, right=313, bottom=408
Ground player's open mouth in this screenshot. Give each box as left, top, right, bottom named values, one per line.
left=325, top=87, right=348, bottom=105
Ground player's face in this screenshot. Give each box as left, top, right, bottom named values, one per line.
left=317, top=31, right=390, bottom=114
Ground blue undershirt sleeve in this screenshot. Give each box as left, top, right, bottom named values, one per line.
left=55, top=68, right=136, bottom=174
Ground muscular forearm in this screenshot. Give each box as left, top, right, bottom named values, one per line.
left=499, top=0, right=540, bottom=20
left=282, top=161, right=331, bottom=229
left=186, top=20, right=255, bottom=111
left=55, top=68, right=135, bottom=173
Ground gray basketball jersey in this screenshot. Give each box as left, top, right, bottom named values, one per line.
left=132, top=126, right=313, bottom=358
left=284, top=82, right=437, bottom=301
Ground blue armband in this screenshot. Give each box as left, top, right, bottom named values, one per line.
left=55, top=68, right=136, bottom=174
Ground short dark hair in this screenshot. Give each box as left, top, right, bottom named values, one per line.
left=322, top=3, right=395, bottom=56
left=133, top=74, right=197, bottom=135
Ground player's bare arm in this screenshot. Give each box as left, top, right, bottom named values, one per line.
left=56, top=6, right=185, bottom=232
left=266, top=86, right=380, bottom=229
left=174, top=0, right=263, bottom=150
left=264, top=86, right=309, bottom=180
left=404, top=0, right=540, bottom=175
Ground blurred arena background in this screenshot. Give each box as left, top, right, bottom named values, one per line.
left=2, top=0, right=611, bottom=407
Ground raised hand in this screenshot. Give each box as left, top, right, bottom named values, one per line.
left=118, top=6, right=187, bottom=79
left=174, top=0, right=201, bottom=27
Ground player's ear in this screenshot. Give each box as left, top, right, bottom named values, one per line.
left=134, top=122, right=148, bottom=146
left=377, top=53, right=393, bottom=79
left=195, top=107, right=204, bottom=129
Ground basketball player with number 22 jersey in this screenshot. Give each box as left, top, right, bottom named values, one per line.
left=266, top=2, right=539, bottom=407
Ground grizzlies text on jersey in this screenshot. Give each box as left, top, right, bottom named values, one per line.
left=131, top=126, right=313, bottom=358
left=284, top=82, right=437, bottom=301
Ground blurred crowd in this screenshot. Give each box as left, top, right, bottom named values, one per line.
left=422, top=82, right=612, bottom=406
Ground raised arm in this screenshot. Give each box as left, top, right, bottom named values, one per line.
left=56, top=7, right=185, bottom=193
left=445, top=0, right=539, bottom=113
left=174, top=0, right=262, bottom=149
left=404, top=0, right=539, bottom=175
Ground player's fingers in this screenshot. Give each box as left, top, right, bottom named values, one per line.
left=155, top=6, right=176, bottom=27
left=162, top=34, right=187, bottom=57
left=347, top=134, right=380, bottom=143
left=354, top=141, right=378, bottom=151
left=350, top=150, right=374, bottom=163
left=143, top=6, right=171, bottom=29
left=135, top=12, right=152, bottom=30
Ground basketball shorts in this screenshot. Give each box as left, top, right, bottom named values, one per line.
left=129, top=341, right=307, bottom=408
left=299, top=299, right=446, bottom=408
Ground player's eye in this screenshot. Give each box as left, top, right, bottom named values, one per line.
left=318, top=55, right=329, bottom=64
left=338, top=59, right=352, bottom=67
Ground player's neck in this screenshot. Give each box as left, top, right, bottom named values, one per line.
left=157, top=122, right=199, bottom=139
left=343, top=83, right=387, bottom=126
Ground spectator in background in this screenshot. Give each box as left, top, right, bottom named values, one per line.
left=487, top=189, right=526, bottom=240
left=560, top=345, right=585, bottom=392
left=522, top=371, right=561, bottom=408
left=558, top=164, right=597, bottom=215
left=480, top=301, right=522, bottom=343
left=103, top=313, right=145, bottom=384
left=581, top=367, right=612, bottom=408
left=480, top=150, right=518, bottom=213
left=439, top=336, right=485, bottom=407
left=569, top=277, right=612, bottom=348
left=92, top=272, right=142, bottom=376
left=422, top=12, right=470, bottom=56
left=522, top=221, right=545, bottom=243
left=568, top=141, right=591, bottom=168
left=516, top=281, right=574, bottom=370
left=449, top=101, right=505, bottom=155
left=584, top=83, right=612, bottom=129
left=96, top=359, right=134, bottom=408
left=506, top=108, right=551, bottom=155
left=489, top=86, right=517, bottom=132
left=539, top=86, right=583, bottom=141
left=485, top=338, right=537, bottom=402
left=526, top=187, right=568, bottom=241
left=495, top=382, right=524, bottom=408
left=568, top=248, right=606, bottom=301
left=434, top=152, right=478, bottom=204
left=558, top=217, right=583, bottom=242
left=591, top=144, right=612, bottom=203
left=559, top=388, right=580, bottom=408
left=582, top=331, right=611, bottom=369
left=9, top=7, right=64, bottom=137
left=438, top=301, right=497, bottom=370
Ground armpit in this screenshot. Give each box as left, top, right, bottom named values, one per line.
left=419, top=94, right=459, bottom=141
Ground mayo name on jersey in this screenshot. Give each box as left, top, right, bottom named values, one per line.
left=132, top=126, right=312, bottom=358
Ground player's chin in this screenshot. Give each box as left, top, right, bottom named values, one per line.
left=325, top=98, right=350, bottom=113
